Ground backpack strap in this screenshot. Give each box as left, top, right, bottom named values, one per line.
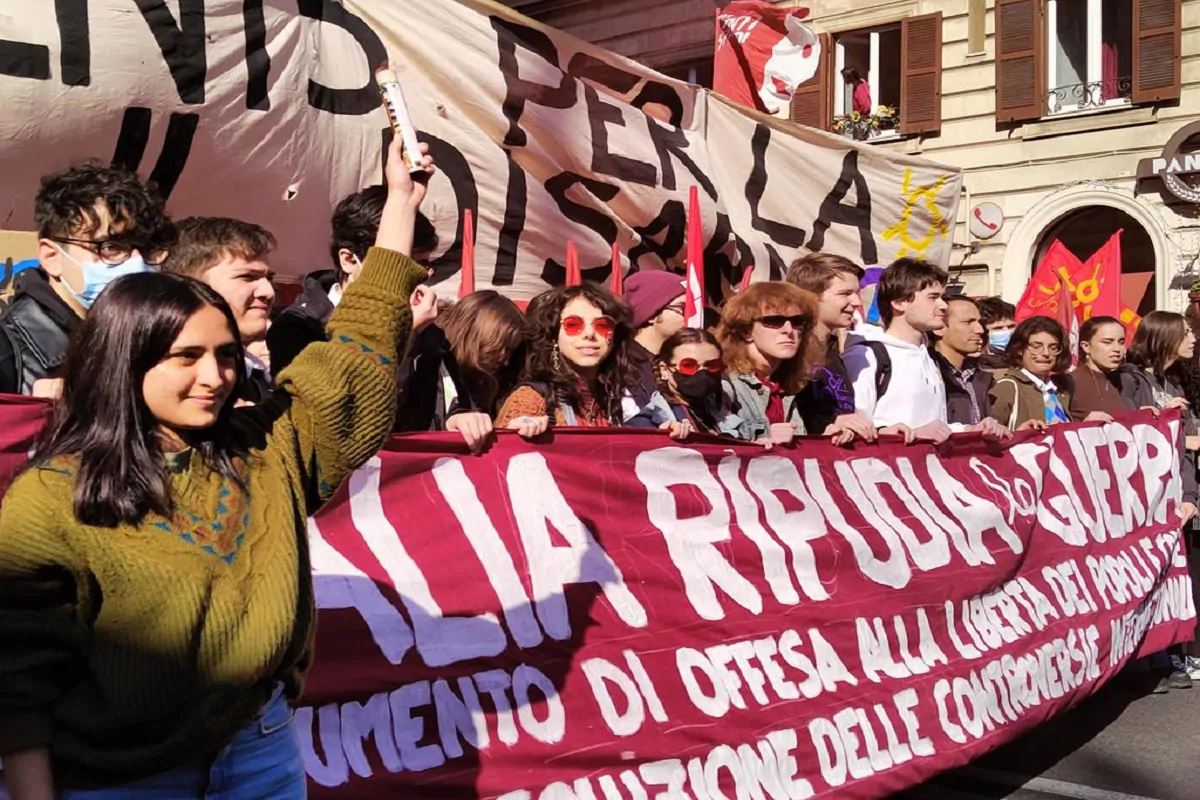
left=863, top=341, right=892, bottom=399
left=995, top=376, right=1021, bottom=430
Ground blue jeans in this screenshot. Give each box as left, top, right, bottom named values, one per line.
left=60, top=684, right=305, bottom=799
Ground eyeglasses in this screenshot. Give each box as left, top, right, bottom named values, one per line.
left=561, top=315, right=616, bottom=339
left=673, top=357, right=724, bottom=376
left=759, top=314, right=807, bottom=330
left=1026, top=342, right=1063, bottom=355
left=52, top=237, right=163, bottom=267
left=664, top=303, right=687, bottom=316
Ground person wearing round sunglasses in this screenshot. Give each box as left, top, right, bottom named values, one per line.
left=718, top=282, right=855, bottom=447
left=0, top=164, right=173, bottom=396
left=496, top=283, right=644, bottom=436
left=988, top=316, right=1073, bottom=431
left=630, top=328, right=741, bottom=437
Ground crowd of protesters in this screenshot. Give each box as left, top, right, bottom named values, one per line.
left=2, top=148, right=1200, bottom=798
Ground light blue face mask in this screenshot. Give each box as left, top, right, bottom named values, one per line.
left=988, top=329, right=1013, bottom=351
left=56, top=245, right=153, bottom=309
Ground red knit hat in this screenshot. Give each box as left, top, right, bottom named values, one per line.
left=626, top=271, right=686, bottom=328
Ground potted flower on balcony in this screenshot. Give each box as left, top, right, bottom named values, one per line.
left=832, top=105, right=899, bottom=141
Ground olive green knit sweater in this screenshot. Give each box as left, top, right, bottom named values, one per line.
left=0, top=247, right=426, bottom=789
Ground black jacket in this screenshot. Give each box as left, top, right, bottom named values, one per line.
left=394, top=325, right=478, bottom=432
left=0, top=269, right=81, bottom=394
left=931, top=349, right=994, bottom=426
left=797, top=336, right=856, bottom=435
left=1117, top=364, right=1199, bottom=505
left=266, top=270, right=338, bottom=380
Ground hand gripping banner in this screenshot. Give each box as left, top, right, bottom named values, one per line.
left=0, top=403, right=1191, bottom=798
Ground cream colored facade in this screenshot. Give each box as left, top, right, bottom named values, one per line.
left=802, top=0, right=1200, bottom=310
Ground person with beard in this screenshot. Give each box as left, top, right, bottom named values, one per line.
left=786, top=252, right=875, bottom=441
left=624, top=271, right=687, bottom=406
left=929, top=296, right=996, bottom=427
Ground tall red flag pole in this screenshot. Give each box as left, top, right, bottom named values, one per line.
left=565, top=240, right=582, bottom=287
left=458, top=208, right=475, bottom=300
left=610, top=242, right=624, bottom=297
left=684, top=186, right=706, bottom=328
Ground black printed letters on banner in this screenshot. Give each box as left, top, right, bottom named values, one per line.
left=747, top=125, right=806, bottom=248
left=585, top=85, right=657, bottom=187
left=135, top=0, right=206, bottom=104
left=541, top=172, right=621, bottom=285
left=110, top=107, right=199, bottom=200
left=415, top=131, right=482, bottom=286
left=628, top=200, right=687, bottom=274
left=297, top=0, right=388, bottom=115
left=244, top=0, right=271, bottom=110
left=493, top=18, right=577, bottom=149
left=810, top=151, right=878, bottom=265
left=0, top=0, right=88, bottom=84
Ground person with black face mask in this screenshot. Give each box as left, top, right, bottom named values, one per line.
left=630, top=328, right=741, bottom=436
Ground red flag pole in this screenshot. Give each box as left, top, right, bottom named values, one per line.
left=610, top=241, right=624, bottom=297
left=458, top=208, right=475, bottom=300
left=739, top=266, right=754, bottom=293
left=684, top=186, right=705, bottom=328
left=565, top=240, right=582, bottom=287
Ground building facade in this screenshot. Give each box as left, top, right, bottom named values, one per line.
left=512, top=0, right=1200, bottom=313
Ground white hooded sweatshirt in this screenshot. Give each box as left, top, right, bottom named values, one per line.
left=842, top=325, right=949, bottom=428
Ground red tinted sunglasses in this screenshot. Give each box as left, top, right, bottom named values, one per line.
left=561, top=314, right=616, bottom=338
left=674, top=358, right=724, bottom=376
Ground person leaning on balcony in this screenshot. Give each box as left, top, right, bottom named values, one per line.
left=842, top=68, right=872, bottom=115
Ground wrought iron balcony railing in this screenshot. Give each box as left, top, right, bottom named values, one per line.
left=1046, top=77, right=1132, bottom=115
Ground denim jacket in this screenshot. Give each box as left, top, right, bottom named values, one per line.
left=723, top=373, right=806, bottom=442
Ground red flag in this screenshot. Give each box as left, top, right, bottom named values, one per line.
left=1055, top=278, right=1080, bottom=367
left=1079, top=230, right=1123, bottom=321
left=1015, top=239, right=1084, bottom=323
left=739, top=266, right=754, bottom=293
left=684, top=186, right=705, bottom=328
left=458, top=208, right=475, bottom=300
left=714, top=1, right=819, bottom=114
left=565, top=240, right=582, bottom=287
left=610, top=242, right=624, bottom=298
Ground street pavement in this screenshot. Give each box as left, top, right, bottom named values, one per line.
left=896, top=671, right=1200, bottom=800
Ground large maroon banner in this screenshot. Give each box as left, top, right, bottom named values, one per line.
left=0, top=402, right=1192, bottom=799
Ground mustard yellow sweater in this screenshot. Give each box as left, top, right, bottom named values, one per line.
left=0, top=247, right=426, bottom=789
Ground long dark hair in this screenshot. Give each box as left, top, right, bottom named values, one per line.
left=523, top=283, right=640, bottom=422
left=31, top=272, right=248, bottom=527
left=439, top=291, right=529, bottom=414
left=1129, top=310, right=1188, bottom=377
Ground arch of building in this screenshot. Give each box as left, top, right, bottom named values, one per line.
left=1000, top=183, right=1178, bottom=310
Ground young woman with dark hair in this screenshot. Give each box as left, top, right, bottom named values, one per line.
left=395, top=289, right=530, bottom=452
left=495, top=283, right=644, bottom=437
left=1119, top=310, right=1200, bottom=691
left=0, top=141, right=433, bottom=799
left=1069, top=316, right=1135, bottom=423
left=630, top=328, right=741, bottom=437
left=988, top=316, right=1074, bottom=430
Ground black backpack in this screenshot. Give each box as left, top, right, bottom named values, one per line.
left=860, top=340, right=893, bottom=399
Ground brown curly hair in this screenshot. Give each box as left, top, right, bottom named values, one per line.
left=717, top=281, right=819, bottom=394
left=522, top=283, right=642, bottom=422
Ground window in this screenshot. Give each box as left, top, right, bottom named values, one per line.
left=1046, top=0, right=1132, bottom=114
left=660, top=59, right=714, bottom=89
left=996, top=0, right=1181, bottom=124
left=833, top=26, right=903, bottom=140
left=789, top=13, right=943, bottom=140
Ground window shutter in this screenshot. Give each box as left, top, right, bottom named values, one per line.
left=900, top=12, right=943, bottom=135
left=994, top=0, right=1045, bottom=123
left=1133, top=0, right=1181, bottom=104
left=790, top=33, right=831, bottom=131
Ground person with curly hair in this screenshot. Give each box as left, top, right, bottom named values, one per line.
left=495, top=283, right=650, bottom=437
left=0, top=163, right=175, bottom=396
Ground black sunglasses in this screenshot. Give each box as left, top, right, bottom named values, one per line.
left=759, top=314, right=807, bottom=330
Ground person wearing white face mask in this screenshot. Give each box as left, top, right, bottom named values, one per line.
left=0, top=164, right=171, bottom=396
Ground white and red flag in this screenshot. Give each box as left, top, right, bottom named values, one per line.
left=714, top=1, right=821, bottom=114
left=684, top=186, right=705, bottom=329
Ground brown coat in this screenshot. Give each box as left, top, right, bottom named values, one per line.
left=988, top=369, right=1073, bottom=430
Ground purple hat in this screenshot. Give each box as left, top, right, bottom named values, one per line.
left=626, top=271, right=686, bottom=328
